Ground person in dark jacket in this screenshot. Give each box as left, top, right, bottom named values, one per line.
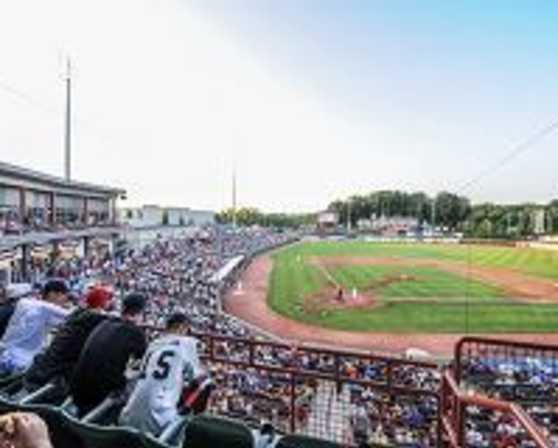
left=70, top=293, right=147, bottom=416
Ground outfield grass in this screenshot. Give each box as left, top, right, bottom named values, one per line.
left=288, top=241, right=558, bottom=280
left=268, top=241, right=558, bottom=333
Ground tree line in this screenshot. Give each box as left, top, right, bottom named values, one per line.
left=328, top=190, right=471, bottom=231
left=328, top=191, right=558, bottom=237
left=215, top=191, right=558, bottom=238
left=215, top=207, right=315, bottom=229
left=466, top=200, right=558, bottom=238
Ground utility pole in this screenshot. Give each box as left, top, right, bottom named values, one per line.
left=431, top=197, right=436, bottom=232
left=347, top=200, right=352, bottom=233
left=232, top=166, right=237, bottom=228
left=64, top=58, right=72, bottom=181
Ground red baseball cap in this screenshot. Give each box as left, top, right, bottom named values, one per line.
left=85, top=286, right=114, bottom=310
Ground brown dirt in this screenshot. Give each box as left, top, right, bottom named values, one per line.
left=312, top=255, right=558, bottom=302
left=224, top=254, right=558, bottom=357
left=304, top=286, right=379, bottom=314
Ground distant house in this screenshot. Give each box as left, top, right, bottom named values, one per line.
left=371, top=215, right=419, bottom=236
left=317, top=211, right=339, bottom=232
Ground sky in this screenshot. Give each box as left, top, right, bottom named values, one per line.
left=0, top=0, right=557, bottom=212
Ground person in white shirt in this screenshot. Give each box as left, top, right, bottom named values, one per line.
left=0, top=279, right=70, bottom=376
left=119, top=312, right=206, bottom=437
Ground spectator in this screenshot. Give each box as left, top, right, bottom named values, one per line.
left=119, top=312, right=205, bottom=437
left=70, top=293, right=147, bottom=416
left=0, top=280, right=70, bottom=376
left=23, top=286, right=114, bottom=391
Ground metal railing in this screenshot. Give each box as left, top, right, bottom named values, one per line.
left=144, top=326, right=441, bottom=445
left=449, top=336, right=558, bottom=446
left=440, top=370, right=552, bottom=448
left=454, top=336, right=558, bottom=386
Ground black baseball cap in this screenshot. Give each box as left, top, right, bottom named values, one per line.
left=42, top=279, right=69, bottom=297
left=122, top=293, right=147, bottom=315
left=166, top=312, right=189, bottom=329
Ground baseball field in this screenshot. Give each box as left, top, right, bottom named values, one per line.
left=266, top=241, right=558, bottom=333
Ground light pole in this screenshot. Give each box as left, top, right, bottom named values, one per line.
left=346, top=199, right=352, bottom=233
left=64, top=58, right=72, bottom=181
left=431, top=197, right=436, bottom=233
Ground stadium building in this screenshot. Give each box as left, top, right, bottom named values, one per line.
left=0, top=161, right=125, bottom=285
left=119, top=205, right=215, bottom=229
left=0, top=161, right=124, bottom=230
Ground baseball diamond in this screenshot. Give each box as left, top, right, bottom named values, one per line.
left=225, top=241, right=558, bottom=356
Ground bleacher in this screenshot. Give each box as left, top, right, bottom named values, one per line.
left=0, top=374, right=390, bottom=448
left=0, top=335, right=557, bottom=447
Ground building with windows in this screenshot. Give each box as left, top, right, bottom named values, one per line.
left=0, top=161, right=125, bottom=233
left=0, top=161, right=126, bottom=285
left=370, top=214, right=420, bottom=236
left=316, top=210, right=339, bottom=232
left=119, top=205, right=215, bottom=229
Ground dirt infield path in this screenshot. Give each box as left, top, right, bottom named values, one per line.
left=224, top=254, right=558, bottom=357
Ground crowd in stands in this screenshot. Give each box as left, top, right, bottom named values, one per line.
left=0, top=225, right=557, bottom=447
left=0, top=227, right=296, bottom=445
left=461, top=357, right=558, bottom=447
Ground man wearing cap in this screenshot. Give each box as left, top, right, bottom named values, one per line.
left=70, top=293, right=147, bottom=416
left=23, top=286, right=114, bottom=391
left=119, top=312, right=207, bottom=438
left=0, top=279, right=71, bottom=376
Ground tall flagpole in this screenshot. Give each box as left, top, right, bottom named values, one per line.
left=64, top=58, right=72, bottom=181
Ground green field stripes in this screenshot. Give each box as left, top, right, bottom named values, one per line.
left=268, top=242, right=558, bottom=333
left=301, top=303, right=558, bottom=333
left=327, top=265, right=505, bottom=300
left=290, top=242, right=558, bottom=280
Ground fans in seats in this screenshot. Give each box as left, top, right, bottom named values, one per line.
left=0, top=280, right=70, bottom=376
left=119, top=312, right=209, bottom=437
left=23, top=286, right=115, bottom=392
left=69, top=293, right=147, bottom=416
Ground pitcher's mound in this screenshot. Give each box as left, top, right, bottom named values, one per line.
left=304, top=287, right=379, bottom=314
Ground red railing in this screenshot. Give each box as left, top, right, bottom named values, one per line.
left=144, top=326, right=441, bottom=445
left=440, top=370, right=552, bottom=448
left=448, top=336, right=558, bottom=446
left=139, top=331, right=557, bottom=446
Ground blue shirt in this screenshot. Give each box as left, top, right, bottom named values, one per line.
left=0, top=297, right=69, bottom=371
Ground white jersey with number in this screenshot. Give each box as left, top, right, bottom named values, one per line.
left=120, top=334, right=202, bottom=436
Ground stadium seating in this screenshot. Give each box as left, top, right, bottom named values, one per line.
left=182, top=415, right=254, bottom=448
left=63, top=416, right=159, bottom=448
left=276, top=435, right=391, bottom=448
left=276, top=435, right=341, bottom=448
left=0, top=373, right=352, bottom=448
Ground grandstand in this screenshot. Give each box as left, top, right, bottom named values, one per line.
left=1, top=2, right=557, bottom=446
left=0, top=227, right=556, bottom=447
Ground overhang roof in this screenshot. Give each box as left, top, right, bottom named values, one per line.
left=0, top=161, right=126, bottom=196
